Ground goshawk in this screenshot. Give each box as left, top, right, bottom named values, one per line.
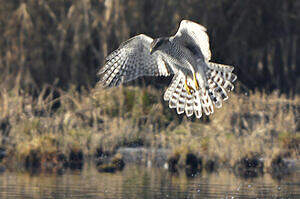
left=98, top=20, right=237, bottom=118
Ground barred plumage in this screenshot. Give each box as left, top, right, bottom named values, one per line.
left=98, top=20, right=237, bottom=119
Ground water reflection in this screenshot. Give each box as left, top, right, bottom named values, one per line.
left=0, top=165, right=299, bottom=199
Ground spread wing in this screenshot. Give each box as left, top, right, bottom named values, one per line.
left=98, top=34, right=173, bottom=87
left=171, top=20, right=211, bottom=61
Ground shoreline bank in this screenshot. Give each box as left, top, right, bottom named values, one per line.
left=0, top=87, right=299, bottom=178
left=0, top=146, right=298, bottom=180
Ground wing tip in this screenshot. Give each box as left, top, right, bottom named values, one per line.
left=181, top=19, right=207, bottom=31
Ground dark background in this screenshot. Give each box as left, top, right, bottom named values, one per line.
left=0, top=0, right=299, bottom=95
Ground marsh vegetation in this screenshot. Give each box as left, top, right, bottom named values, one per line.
left=0, top=0, right=299, bottom=177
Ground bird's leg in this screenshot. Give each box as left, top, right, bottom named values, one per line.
left=193, top=72, right=200, bottom=90
left=185, top=77, right=194, bottom=95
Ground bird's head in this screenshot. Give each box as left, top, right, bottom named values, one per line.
left=150, top=37, right=169, bottom=55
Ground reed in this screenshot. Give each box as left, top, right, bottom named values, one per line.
left=0, top=83, right=298, bottom=170
left=0, top=0, right=299, bottom=171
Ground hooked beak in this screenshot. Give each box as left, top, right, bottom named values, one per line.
left=149, top=48, right=153, bottom=55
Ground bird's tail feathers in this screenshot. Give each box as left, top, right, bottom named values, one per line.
left=205, top=62, right=236, bottom=108
left=199, top=88, right=214, bottom=116
left=185, top=91, right=194, bottom=117
left=208, top=62, right=234, bottom=72
left=193, top=90, right=202, bottom=118
left=163, top=73, right=182, bottom=101
left=164, top=75, right=214, bottom=118
left=176, top=84, right=188, bottom=115
left=164, top=63, right=236, bottom=118
left=165, top=74, right=193, bottom=116
left=207, top=62, right=237, bottom=82
left=167, top=74, right=184, bottom=109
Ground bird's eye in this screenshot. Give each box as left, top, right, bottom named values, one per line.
left=157, top=40, right=163, bottom=47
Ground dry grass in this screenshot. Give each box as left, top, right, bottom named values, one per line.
left=160, top=91, right=299, bottom=168
left=0, top=1, right=299, bottom=172
left=0, top=82, right=298, bottom=170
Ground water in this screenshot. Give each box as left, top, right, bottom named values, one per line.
left=0, top=165, right=299, bottom=199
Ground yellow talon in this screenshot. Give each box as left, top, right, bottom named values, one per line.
left=193, top=73, right=199, bottom=90
left=185, top=78, right=193, bottom=95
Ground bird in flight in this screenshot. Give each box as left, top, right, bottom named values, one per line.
left=98, top=20, right=237, bottom=118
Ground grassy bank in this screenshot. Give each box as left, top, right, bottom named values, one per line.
left=0, top=1, right=299, bottom=177
left=0, top=84, right=299, bottom=172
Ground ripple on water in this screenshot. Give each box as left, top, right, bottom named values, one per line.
left=0, top=165, right=299, bottom=199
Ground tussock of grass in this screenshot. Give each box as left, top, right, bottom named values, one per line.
left=0, top=84, right=299, bottom=170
